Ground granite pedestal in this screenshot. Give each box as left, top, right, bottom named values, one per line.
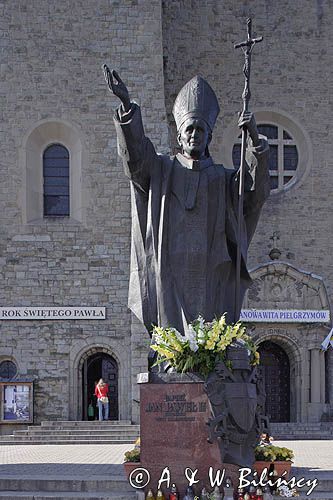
left=138, top=372, right=240, bottom=496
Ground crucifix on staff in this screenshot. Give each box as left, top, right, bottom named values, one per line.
left=234, top=17, right=264, bottom=317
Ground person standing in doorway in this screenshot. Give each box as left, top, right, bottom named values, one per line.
left=95, top=378, right=109, bottom=421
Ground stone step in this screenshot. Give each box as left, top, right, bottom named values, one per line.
left=37, top=429, right=138, bottom=434
left=3, top=490, right=329, bottom=500
left=0, top=439, right=135, bottom=445
left=271, top=424, right=323, bottom=428
left=270, top=423, right=332, bottom=428
left=0, top=492, right=137, bottom=500
left=290, top=471, right=333, bottom=493
left=13, top=429, right=139, bottom=436
left=297, top=496, right=333, bottom=500
left=0, top=421, right=140, bottom=445
left=272, top=429, right=333, bottom=433
left=0, top=477, right=134, bottom=493
left=280, top=428, right=333, bottom=433
left=37, top=425, right=139, bottom=431
left=1, top=433, right=136, bottom=443
left=269, top=423, right=333, bottom=440
left=273, top=433, right=332, bottom=438
left=270, top=427, right=326, bottom=432
left=0, top=493, right=331, bottom=500
left=40, top=421, right=133, bottom=427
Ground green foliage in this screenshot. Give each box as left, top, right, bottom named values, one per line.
left=151, top=314, right=259, bottom=377
left=255, top=445, right=294, bottom=462
left=124, top=447, right=140, bottom=463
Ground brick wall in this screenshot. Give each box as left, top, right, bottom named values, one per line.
left=162, top=0, right=333, bottom=411
left=0, top=0, right=169, bottom=422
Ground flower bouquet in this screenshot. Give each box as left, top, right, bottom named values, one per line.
left=277, top=484, right=299, bottom=497
left=151, top=314, right=259, bottom=377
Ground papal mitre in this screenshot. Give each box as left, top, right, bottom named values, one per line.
left=172, top=75, right=220, bottom=132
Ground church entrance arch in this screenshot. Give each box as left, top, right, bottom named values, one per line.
left=81, top=352, right=119, bottom=421
left=243, top=262, right=331, bottom=423
left=258, top=340, right=290, bottom=422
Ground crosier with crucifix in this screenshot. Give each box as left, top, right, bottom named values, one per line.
left=234, top=17, right=264, bottom=319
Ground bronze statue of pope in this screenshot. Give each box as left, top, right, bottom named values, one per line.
left=104, top=68, right=270, bottom=336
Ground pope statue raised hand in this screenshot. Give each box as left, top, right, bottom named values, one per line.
left=104, top=68, right=270, bottom=335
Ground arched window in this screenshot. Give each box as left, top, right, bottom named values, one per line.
left=0, top=360, right=17, bottom=380
left=22, top=119, right=85, bottom=223
left=226, top=111, right=313, bottom=195
left=43, top=144, right=70, bottom=216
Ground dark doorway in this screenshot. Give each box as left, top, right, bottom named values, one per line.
left=258, top=341, right=290, bottom=422
left=82, top=353, right=119, bottom=421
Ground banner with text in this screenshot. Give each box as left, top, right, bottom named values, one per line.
left=240, top=309, right=330, bottom=323
left=0, top=307, right=106, bottom=320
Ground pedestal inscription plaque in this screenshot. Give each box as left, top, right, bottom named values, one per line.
left=138, top=373, right=239, bottom=494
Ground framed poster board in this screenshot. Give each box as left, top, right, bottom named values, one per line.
left=0, top=382, right=33, bottom=423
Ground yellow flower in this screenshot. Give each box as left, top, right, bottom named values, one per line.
left=150, top=345, right=175, bottom=360
left=218, top=314, right=227, bottom=329
left=216, top=338, right=228, bottom=352
left=157, top=348, right=174, bottom=360
left=168, top=333, right=184, bottom=352
left=205, top=338, right=216, bottom=350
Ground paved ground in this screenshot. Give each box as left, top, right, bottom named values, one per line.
left=275, top=440, right=333, bottom=473
left=0, top=440, right=331, bottom=477
left=0, top=444, right=130, bottom=478
left=0, top=441, right=331, bottom=499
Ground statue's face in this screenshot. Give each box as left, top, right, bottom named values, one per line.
left=177, top=118, right=211, bottom=160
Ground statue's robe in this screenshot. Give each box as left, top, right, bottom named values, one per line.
left=114, top=104, right=270, bottom=334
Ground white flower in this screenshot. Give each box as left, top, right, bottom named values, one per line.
left=197, top=327, right=205, bottom=345
left=185, top=324, right=199, bottom=352
left=152, top=332, right=162, bottom=344
left=197, top=315, right=205, bottom=328
left=170, top=328, right=185, bottom=343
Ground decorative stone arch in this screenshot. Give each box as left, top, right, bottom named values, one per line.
left=244, top=261, right=330, bottom=312
left=19, top=118, right=88, bottom=223
left=69, top=337, right=130, bottom=421
left=244, top=262, right=330, bottom=422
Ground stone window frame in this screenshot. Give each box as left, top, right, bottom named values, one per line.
left=220, top=109, right=313, bottom=195
left=20, top=119, right=87, bottom=223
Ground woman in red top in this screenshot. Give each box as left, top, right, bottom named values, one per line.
left=95, top=378, right=109, bottom=421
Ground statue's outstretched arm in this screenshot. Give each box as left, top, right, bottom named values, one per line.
left=103, top=66, right=157, bottom=195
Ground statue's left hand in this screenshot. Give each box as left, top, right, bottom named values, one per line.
left=102, top=64, right=131, bottom=112
left=238, top=111, right=260, bottom=147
